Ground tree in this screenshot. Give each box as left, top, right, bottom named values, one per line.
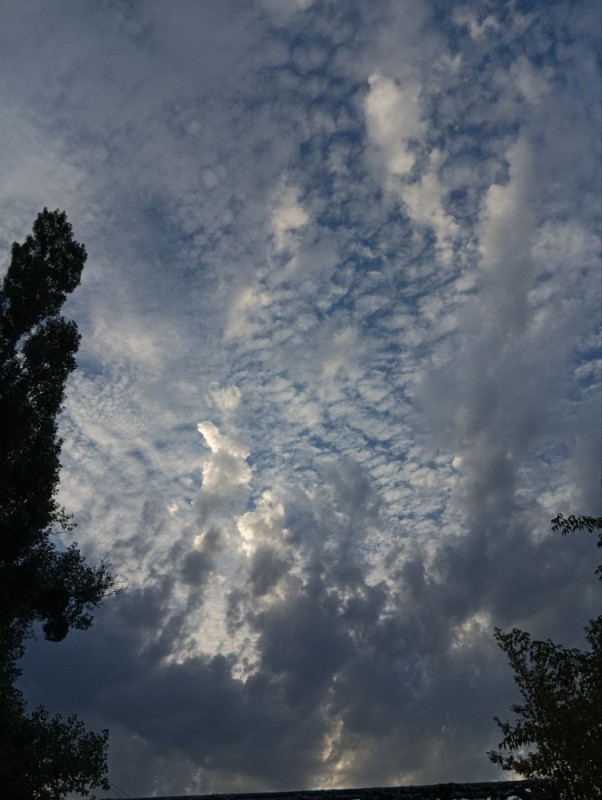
left=489, top=514, right=602, bottom=799
left=0, top=209, right=113, bottom=797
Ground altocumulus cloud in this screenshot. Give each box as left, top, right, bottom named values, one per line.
left=2, top=0, right=600, bottom=794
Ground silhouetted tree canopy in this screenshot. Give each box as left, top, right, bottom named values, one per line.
left=0, top=209, right=113, bottom=797
left=489, top=514, right=602, bottom=799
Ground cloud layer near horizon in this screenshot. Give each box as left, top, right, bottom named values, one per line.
left=2, top=0, right=600, bottom=794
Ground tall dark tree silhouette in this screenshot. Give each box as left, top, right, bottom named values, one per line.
left=0, top=209, right=113, bottom=797
left=489, top=514, right=602, bottom=800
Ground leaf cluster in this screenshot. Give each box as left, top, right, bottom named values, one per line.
left=0, top=667, right=110, bottom=800
left=551, top=514, right=602, bottom=579
left=489, top=516, right=602, bottom=799
left=0, top=210, right=113, bottom=797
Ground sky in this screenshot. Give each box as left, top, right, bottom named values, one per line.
left=1, top=0, right=601, bottom=795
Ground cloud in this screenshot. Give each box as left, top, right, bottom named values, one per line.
left=209, top=384, right=242, bottom=413
left=261, top=0, right=316, bottom=23
left=197, top=421, right=252, bottom=494
left=401, top=151, right=459, bottom=265
left=452, top=7, right=501, bottom=41
left=271, top=181, right=310, bottom=252
left=224, top=287, right=272, bottom=342
left=236, top=490, right=287, bottom=557
left=365, top=73, right=424, bottom=177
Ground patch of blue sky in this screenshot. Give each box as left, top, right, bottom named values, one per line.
left=569, top=360, right=602, bottom=401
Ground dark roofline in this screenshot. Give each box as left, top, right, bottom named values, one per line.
left=112, top=778, right=556, bottom=800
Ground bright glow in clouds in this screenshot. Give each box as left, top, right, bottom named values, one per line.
left=197, top=421, right=252, bottom=493
left=236, top=490, right=287, bottom=557
left=3, top=0, right=600, bottom=794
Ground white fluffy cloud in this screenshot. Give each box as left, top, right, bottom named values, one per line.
left=271, top=181, right=310, bottom=252
left=197, top=421, right=252, bottom=494
left=365, top=73, right=424, bottom=177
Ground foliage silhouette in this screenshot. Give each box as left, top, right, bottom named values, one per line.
left=489, top=514, right=602, bottom=799
left=0, top=209, right=113, bottom=797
